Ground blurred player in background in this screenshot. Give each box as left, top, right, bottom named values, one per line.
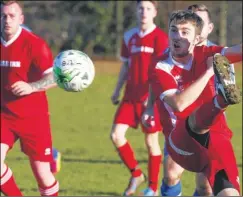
left=1, top=1, right=59, bottom=196
left=159, top=4, right=237, bottom=196
left=20, top=24, right=62, bottom=175
left=150, top=9, right=242, bottom=196
left=110, top=0, right=168, bottom=196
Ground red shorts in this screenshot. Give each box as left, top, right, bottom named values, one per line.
left=165, top=120, right=240, bottom=193
left=113, top=100, right=162, bottom=133
left=1, top=113, right=53, bottom=162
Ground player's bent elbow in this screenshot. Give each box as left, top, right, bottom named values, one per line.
left=176, top=101, right=188, bottom=112
left=165, top=97, right=186, bottom=112
left=173, top=96, right=190, bottom=112
left=173, top=103, right=185, bottom=112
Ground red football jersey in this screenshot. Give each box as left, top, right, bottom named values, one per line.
left=150, top=45, right=229, bottom=135
left=120, top=25, right=168, bottom=101
left=1, top=27, right=53, bottom=118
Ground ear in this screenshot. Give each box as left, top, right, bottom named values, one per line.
left=154, top=9, right=158, bottom=18
left=208, top=22, right=214, bottom=34
left=194, top=35, right=201, bottom=45
left=20, top=14, right=24, bottom=24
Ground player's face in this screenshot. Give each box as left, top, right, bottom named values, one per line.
left=1, top=3, right=24, bottom=38
left=136, top=1, right=157, bottom=25
left=195, top=11, right=214, bottom=44
left=169, top=21, right=200, bottom=58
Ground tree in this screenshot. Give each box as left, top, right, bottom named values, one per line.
left=219, top=1, right=228, bottom=46
left=116, top=1, right=124, bottom=59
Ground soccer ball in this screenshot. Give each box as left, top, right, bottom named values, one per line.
left=53, top=50, right=95, bottom=92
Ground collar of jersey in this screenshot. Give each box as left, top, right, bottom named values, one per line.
left=137, top=24, right=156, bottom=38
left=1, top=26, right=22, bottom=47
left=169, top=52, right=193, bottom=71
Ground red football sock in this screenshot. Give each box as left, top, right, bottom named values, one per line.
left=0, top=166, right=23, bottom=196
left=194, top=96, right=226, bottom=130
left=39, top=180, right=59, bottom=196
left=118, top=142, right=142, bottom=177
left=148, top=155, right=162, bottom=192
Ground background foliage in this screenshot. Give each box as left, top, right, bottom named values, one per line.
left=21, top=1, right=242, bottom=58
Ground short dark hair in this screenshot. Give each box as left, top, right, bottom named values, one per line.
left=136, top=0, right=159, bottom=9
left=187, top=4, right=212, bottom=23
left=169, top=10, right=204, bottom=35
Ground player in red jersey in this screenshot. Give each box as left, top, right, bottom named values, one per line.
left=149, top=10, right=242, bottom=196
left=157, top=4, right=232, bottom=196
left=110, top=1, right=168, bottom=196
left=1, top=1, right=59, bottom=196
left=20, top=24, right=62, bottom=175
left=143, top=4, right=239, bottom=196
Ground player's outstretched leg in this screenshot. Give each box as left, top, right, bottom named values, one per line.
left=189, top=54, right=242, bottom=132
left=0, top=144, right=23, bottom=196
left=50, top=148, right=62, bottom=174
left=110, top=124, right=145, bottom=196
left=30, top=160, right=59, bottom=196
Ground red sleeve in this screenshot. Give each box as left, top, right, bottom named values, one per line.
left=32, top=39, right=54, bottom=74
left=201, top=45, right=224, bottom=57
left=202, top=45, right=242, bottom=63
left=120, top=39, right=129, bottom=62
left=150, top=62, right=178, bottom=100
left=154, top=30, right=169, bottom=57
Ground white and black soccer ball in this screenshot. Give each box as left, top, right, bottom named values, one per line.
left=53, top=50, right=95, bottom=92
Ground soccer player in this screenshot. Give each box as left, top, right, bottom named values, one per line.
left=160, top=4, right=229, bottom=196
left=20, top=24, right=62, bottom=175
left=149, top=10, right=242, bottom=196
left=1, top=1, right=59, bottom=196
left=110, top=0, right=168, bottom=195
left=143, top=4, right=237, bottom=196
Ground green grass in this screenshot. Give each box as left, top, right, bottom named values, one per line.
left=2, top=64, right=242, bottom=196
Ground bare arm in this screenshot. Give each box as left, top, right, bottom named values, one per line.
left=141, top=85, right=156, bottom=128
left=114, top=62, right=129, bottom=93
left=164, top=61, right=214, bottom=112
left=111, top=61, right=129, bottom=104
left=146, top=85, right=156, bottom=108
left=29, top=72, right=57, bottom=92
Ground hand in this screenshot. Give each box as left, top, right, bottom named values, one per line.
left=143, top=97, right=148, bottom=107
left=11, top=81, right=34, bottom=96
left=111, top=91, right=120, bottom=105
left=141, top=107, right=155, bottom=128
left=206, top=56, right=214, bottom=77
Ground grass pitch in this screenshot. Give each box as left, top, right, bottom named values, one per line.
left=2, top=61, right=242, bottom=196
